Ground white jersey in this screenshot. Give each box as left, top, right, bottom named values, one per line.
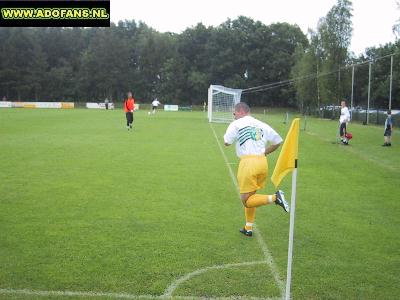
left=224, top=115, right=283, bottom=158
left=152, top=100, right=160, bottom=107
left=340, top=106, right=350, bottom=124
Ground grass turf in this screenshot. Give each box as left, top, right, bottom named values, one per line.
left=0, top=108, right=399, bottom=299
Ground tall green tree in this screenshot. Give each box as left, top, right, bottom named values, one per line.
left=318, top=0, right=353, bottom=107
left=0, top=28, right=46, bottom=100
left=291, top=30, right=320, bottom=113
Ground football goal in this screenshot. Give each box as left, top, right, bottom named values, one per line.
left=208, top=85, right=242, bottom=123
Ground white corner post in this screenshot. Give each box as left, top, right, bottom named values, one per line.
left=285, top=159, right=298, bottom=300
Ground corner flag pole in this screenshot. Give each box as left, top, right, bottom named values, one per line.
left=271, top=118, right=300, bottom=300
left=285, top=159, right=298, bottom=300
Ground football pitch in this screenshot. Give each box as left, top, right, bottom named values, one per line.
left=0, top=108, right=399, bottom=300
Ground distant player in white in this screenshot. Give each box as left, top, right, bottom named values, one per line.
left=151, top=98, right=161, bottom=114
left=224, top=102, right=289, bottom=237
left=339, top=100, right=351, bottom=145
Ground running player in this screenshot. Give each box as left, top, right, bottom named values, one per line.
left=224, top=102, right=289, bottom=237
left=151, top=98, right=161, bottom=114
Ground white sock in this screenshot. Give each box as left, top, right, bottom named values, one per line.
left=268, top=195, right=273, bottom=204
left=245, top=222, right=253, bottom=231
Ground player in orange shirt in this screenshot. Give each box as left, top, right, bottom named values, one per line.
left=124, top=91, right=135, bottom=130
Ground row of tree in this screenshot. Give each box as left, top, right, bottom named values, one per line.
left=292, top=0, right=400, bottom=112
left=0, top=19, right=308, bottom=106
left=0, top=0, right=399, bottom=109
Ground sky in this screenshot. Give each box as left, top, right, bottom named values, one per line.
left=110, top=0, right=399, bottom=55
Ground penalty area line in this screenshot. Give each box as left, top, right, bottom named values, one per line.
left=209, top=123, right=285, bottom=297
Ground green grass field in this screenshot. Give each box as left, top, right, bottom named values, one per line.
left=0, top=108, right=399, bottom=300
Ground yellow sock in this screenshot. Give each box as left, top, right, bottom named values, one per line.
left=246, top=194, right=276, bottom=208
left=244, top=207, right=256, bottom=231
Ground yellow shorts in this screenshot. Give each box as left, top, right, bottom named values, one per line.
left=237, top=155, right=268, bottom=193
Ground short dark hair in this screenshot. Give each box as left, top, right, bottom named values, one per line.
left=234, top=102, right=250, bottom=113
left=387, top=110, right=391, bottom=115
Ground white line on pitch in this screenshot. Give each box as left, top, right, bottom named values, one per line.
left=163, top=261, right=267, bottom=297
left=305, top=130, right=399, bottom=172
left=209, top=123, right=285, bottom=297
left=0, top=288, right=155, bottom=299
left=0, top=288, right=280, bottom=300
left=0, top=125, right=284, bottom=300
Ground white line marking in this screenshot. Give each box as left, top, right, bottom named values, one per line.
left=0, top=124, right=285, bottom=300
left=209, top=123, right=285, bottom=297
left=0, top=288, right=155, bottom=299
left=163, top=261, right=267, bottom=297
left=0, top=288, right=280, bottom=300
left=305, top=130, right=400, bottom=172
left=253, top=226, right=285, bottom=295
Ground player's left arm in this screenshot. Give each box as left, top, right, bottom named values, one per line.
left=346, top=108, right=351, bottom=122
left=265, top=143, right=281, bottom=155
left=264, top=125, right=283, bottom=155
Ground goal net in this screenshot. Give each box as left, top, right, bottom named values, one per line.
left=208, top=85, right=242, bottom=123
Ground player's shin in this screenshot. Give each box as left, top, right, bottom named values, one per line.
left=244, top=207, right=256, bottom=231
left=246, top=194, right=276, bottom=208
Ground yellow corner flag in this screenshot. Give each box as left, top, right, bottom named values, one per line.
left=271, top=118, right=300, bottom=188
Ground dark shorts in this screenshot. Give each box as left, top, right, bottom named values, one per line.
left=384, top=128, right=392, bottom=136
left=152, top=106, right=157, bottom=110
left=340, top=122, right=347, bottom=136
left=126, top=112, right=133, bottom=124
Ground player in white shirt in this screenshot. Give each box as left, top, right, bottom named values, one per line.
left=339, top=100, right=351, bottom=145
left=151, top=98, right=161, bottom=114
left=224, top=102, right=289, bottom=237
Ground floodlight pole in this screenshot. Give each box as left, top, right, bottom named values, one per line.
left=367, top=62, right=372, bottom=125
left=317, top=63, right=321, bottom=117
left=351, top=65, right=355, bottom=110
left=389, top=55, right=393, bottom=110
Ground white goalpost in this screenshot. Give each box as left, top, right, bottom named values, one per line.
left=208, top=85, right=242, bottom=123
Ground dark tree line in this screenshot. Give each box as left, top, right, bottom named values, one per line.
left=0, top=0, right=399, bottom=109
left=0, top=17, right=307, bottom=106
